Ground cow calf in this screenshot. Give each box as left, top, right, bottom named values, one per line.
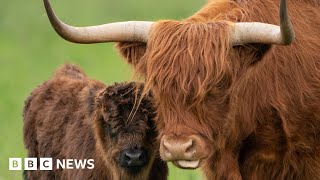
left=23, top=64, right=168, bottom=180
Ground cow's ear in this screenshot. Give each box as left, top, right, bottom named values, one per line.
left=234, top=44, right=272, bottom=65
left=115, top=42, right=147, bottom=68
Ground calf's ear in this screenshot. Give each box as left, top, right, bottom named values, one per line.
left=95, top=88, right=119, bottom=114
left=95, top=89, right=106, bottom=108
left=95, top=89, right=111, bottom=110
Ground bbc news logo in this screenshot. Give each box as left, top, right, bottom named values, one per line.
left=9, top=158, right=94, bottom=170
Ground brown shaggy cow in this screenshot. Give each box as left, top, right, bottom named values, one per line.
left=43, top=0, right=320, bottom=179
left=23, top=64, right=168, bottom=180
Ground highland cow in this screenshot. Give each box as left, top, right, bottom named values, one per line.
left=23, top=64, right=168, bottom=180
left=43, top=0, right=320, bottom=179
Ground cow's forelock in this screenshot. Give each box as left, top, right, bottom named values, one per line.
left=155, top=93, right=230, bottom=141
left=140, top=21, right=235, bottom=111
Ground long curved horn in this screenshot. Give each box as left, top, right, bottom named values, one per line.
left=231, top=0, right=295, bottom=45
left=43, top=0, right=154, bottom=43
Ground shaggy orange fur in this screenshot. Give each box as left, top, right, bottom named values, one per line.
left=117, top=0, right=320, bottom=179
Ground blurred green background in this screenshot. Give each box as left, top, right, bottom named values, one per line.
left=0, top=0, right=206, bottom=179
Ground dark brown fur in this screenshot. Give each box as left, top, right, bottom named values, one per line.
left=116, top=0, right=320, bottom=179
left=23, top=64, right=168, bottom=180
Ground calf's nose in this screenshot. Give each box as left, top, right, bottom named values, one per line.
left=120, top=149, right=147, bottom=169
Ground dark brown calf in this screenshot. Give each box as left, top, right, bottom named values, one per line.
left=23, top=64, right=167, bottom=180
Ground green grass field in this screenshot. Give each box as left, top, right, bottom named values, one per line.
left=0, top=0, right=205, bottom=179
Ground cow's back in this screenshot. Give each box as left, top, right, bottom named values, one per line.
left=230, top=1, right=320, bottom=179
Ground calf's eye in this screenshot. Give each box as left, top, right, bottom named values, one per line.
left=103, top=122, right=117, bottom=139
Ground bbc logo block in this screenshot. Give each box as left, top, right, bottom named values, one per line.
left=25, top=158, right=37, bottom=170
left=9, top=158, right=22, bottom=170
left=9, top=158, right=52, bottom=170
left=40, top=158, right=52, bottom=170
left=9, top=158, right=94, bottom=170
